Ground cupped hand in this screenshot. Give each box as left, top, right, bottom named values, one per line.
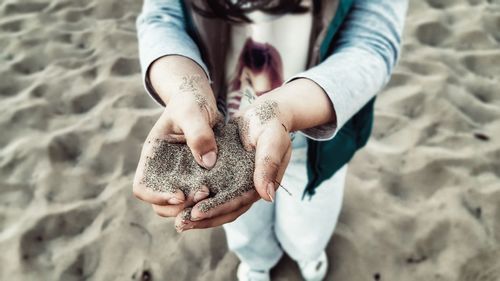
left=133, top=67, right=221, bottom=218
left=175, top=95, right=293, bottom=232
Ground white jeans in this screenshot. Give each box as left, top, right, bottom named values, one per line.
left=223, top=134, right=347, bottom=271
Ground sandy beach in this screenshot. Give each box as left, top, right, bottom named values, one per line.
left=1, top=0, right=499, bottom=280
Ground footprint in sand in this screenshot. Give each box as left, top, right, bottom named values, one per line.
left=19, top=206, right=101, bottom=264
left=416, top=20, right=451, bottom=47
left=459, top=249, right=500, bottom=281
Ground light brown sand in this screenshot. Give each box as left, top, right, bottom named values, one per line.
left=143, top=119, right=255, bottom=213
left=0, top=0, right=500, bottom=280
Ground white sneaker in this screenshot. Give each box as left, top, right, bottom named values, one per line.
left=236, top=262, right=271, bottom=281
left=297, top=251, right=328, bottom=281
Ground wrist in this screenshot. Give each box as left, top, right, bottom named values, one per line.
left=149, top=55, right=211, bottom=105
left=256, top=91, right=295, bottom=133
left=168, top=74, right=219, bottom=125
left=263, top=78, right=335, bottom=132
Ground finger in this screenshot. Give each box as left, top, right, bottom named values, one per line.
left=235, top=116, right=254, bottom=152
left=172, top=186, right=210, bottom=211
left=133, top=182, right=185, bottom=206
left=253, top=127, right=291, bottom=202
left=179, top=114, right=218, bottom=169
left=156, top=185, right=210, bottom=221
left=148, top=109, right=176, bottom=138
left=152, top=203, right=186, bottom=218
left=189, top=185, right=210, bottom=203
left=146, top=109, right=187, bottom=144
left=185, top=185, right=210, bottom=203
left=274, top=145, right=292, bottom=194
left=175, top=208, right=193, bottom=232
left=162, top=133, right=186, bottom=143
left=179, top=204, right=252, bottom=232
left=133, top=137, right=185, bottom=205
left=190, top=189, right=258, bottom=221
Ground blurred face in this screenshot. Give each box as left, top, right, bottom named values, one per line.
left=192, top=0, right=308, bottom=23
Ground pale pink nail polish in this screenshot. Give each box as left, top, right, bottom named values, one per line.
left=267, top=183, right=275, bottom=202
left=201, top=151, right=217, bottom=168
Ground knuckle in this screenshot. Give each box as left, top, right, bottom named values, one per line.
left=176, top=106, right=205, bottom=124
left=193, top=222, right=206, bottom=229
left=236, top=198, right=246, bottom=210
left=201, top=221, right=214, bottom=228
left=205, top=210, right=215, bottom=219
left=192, top=129, right=214, bottom=144
left=269, top=160, right=281, bottom=170
left=259, top=155, right=280, bottom=170
left=242, top=190, right=256, bottom=202
left=199, top=210, right=212, bottom=220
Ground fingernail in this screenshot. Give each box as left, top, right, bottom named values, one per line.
left=267, top=183, right=275, bottom=203
left=168, top=198, right=183, bottom=205
left=190, top=207, right=204, bottom=221
left=184, top=224, right=195, bottom=231
left=201, top=151, right=217, bottom=169
left=176, top=216, right=192, bottom=232
left=179, top=223, right=194, bottom=232
left=193, top=191, right=210, bottom=203
left=190, top=216, right=201, bottom=221
left=176, top=223, right=187, bottom=233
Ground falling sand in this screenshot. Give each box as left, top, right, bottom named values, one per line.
left=142, top=119, right=255, bottom=214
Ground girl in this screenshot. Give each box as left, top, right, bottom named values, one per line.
left=133, top=1, right=408, bottom=280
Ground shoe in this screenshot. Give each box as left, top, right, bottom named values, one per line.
left=236, top=262, right=271, bottom=281
left=297, top=251, right=328, bottom=281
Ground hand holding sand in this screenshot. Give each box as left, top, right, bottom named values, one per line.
left=176, top=98, right=293, bottom=231
left=133, top=56, right=220, bottom=218
left=136, top=96, right=293, bottom=232
left=142, top=119, right=258, bottom=232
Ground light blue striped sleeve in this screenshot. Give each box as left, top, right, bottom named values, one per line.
left=136, top=0, right=210, bottom=105
left=289, top=0, right=409, bottom=140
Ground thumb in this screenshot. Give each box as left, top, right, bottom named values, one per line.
left=253, top=128, right=291, bottom=202
left=180, top=115, right=218, bottom=169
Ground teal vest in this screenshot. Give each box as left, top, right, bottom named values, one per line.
left=304, top=0, right=375, bottom=198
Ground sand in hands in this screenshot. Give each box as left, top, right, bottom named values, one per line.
left=142, top=119, right=255, bottom=217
